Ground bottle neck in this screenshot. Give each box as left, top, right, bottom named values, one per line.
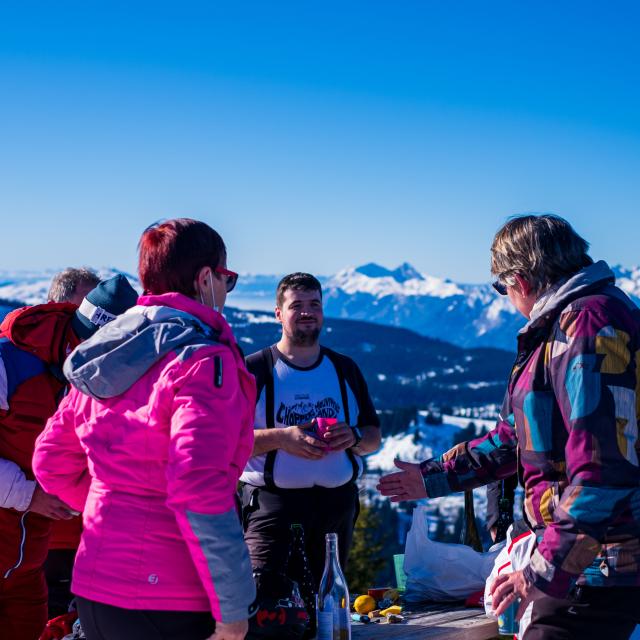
left=325, top=533, right=338, bottom=558
left=324, top=533, right=341, bottom=575
left=327, top=535, right=338, bottom=551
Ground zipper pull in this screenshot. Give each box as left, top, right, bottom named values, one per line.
left=214, top=355, right=223, bottom=388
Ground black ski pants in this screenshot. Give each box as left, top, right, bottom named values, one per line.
left=75, top=597, right=215, bottom=640
left=241, top=482, right=360, bottom=589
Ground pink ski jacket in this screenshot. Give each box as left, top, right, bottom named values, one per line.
left=33, top=293, right=256, bottom=622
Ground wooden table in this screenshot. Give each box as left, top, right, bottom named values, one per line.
left=350, top=603, right=498, bottom=639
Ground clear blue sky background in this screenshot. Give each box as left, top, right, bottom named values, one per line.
left=1, top=1, right=638, bottom=281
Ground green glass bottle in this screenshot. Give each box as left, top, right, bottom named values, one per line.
left=461, top=489, right=483, bottom=552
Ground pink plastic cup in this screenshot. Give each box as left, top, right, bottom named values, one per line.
left=315, top=417, right=337, bottom=438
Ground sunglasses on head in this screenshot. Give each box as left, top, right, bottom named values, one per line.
left=492, top=279, right=508, bottom=296
left=215, top=266, right=239, bottom=293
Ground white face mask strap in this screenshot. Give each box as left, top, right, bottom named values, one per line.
left=198, top=268, right=222, bottom=313
left=209, top=273, right=220, bottom=314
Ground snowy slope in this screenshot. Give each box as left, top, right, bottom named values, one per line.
left=363, top=412, right=504, bottom=540
left=366, top=413, right=496, bottom=472
left=0, top=268, right=142, bottom=305
left=613, top=265, right=640, bottom=300
left=0, top=269, right=283, bottom=312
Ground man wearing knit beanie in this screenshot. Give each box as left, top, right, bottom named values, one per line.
left=0, top=274, right=138, bottom=640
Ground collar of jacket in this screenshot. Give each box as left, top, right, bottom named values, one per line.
left=517, top=260, right=615, bottom=344
left=63, top=292, right=236, bottom=400
left=137, top=292, right=236, bottom=344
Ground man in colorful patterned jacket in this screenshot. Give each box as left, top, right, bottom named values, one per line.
left=379, top=214, right=640, bottom=640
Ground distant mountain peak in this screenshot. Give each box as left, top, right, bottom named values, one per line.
left=392, top=262, right=424, bottom=283
left=354, top=261, right=424, bottom=283
left=354, top=263, right=394, bottom=279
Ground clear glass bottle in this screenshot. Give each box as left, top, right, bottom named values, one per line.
left=316, top=533, right=351, bottom=640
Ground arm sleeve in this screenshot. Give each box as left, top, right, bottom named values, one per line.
left=523, top=307, right=640, bottom=597
left=333, top=352, right=379, bottom=428
left=33, top=391, right=90, bottom=512
left=352, top=362, right=380, bottom=428
left=0, top=458, right=36, bottom=511
left=166, top=350, right=255, bottom=623
left=419, top=413, right=518, bottom=498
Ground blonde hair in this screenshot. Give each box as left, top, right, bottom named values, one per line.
left=48, top=267, right=100, bottom=303
left=491, top=214, right=593, bottom=292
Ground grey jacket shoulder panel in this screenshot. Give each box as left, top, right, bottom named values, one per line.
left=64, top=305, right=220, bottom=400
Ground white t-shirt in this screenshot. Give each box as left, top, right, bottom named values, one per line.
left=241, top=346, right=378, bottom=489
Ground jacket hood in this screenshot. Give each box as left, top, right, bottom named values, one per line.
left=0, top=302, right=80, bottom=365
left=520, top=260, right=616, bottom=337
left=63, top=294, right=233, bottom=400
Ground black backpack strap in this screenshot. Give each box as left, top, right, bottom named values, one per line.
left=323, top=348, right=359, bottom=484
left=259, top=346, right=275, bottom=428
left=260, top=346, right=279, bottom=490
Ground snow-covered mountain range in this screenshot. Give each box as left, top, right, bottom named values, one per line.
left=229, top=262, right=640, bottom=351
left=2, top=262, right=638, bottom=352
left=323, top=262, right=640, bottom=351
left=323, top=264, right=521, bottom=351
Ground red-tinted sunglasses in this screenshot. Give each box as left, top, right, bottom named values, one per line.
left=215, top=267, right=239, bottom=293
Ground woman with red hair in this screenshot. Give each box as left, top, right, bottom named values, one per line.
left=34, top=219, right=255, bottom=640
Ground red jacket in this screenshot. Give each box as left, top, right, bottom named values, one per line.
left=0, top=303, right=79, bottom=577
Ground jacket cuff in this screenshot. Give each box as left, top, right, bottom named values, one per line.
left=0, top=459, right=36, bottom=511
left=16, top=479, right=36, bottom=511
left=523, top=549, right=574, bottom=599
left=422, top=471, right=454, bottom=498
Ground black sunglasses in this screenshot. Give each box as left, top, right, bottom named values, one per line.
left=492, top=280, right=508, bottom=296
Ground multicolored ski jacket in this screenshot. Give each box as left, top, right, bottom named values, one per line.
left=420, top=261, right=640, bottom=598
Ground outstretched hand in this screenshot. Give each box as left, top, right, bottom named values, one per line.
left=376, top=459, right=427, bottom=502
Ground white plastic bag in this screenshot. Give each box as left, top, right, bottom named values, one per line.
left=484, top=522, right=536, bottom=639
left=404, top=505, right=503, bottom=603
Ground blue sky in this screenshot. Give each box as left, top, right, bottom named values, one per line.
left=1, top=1, right=639, bottom=282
